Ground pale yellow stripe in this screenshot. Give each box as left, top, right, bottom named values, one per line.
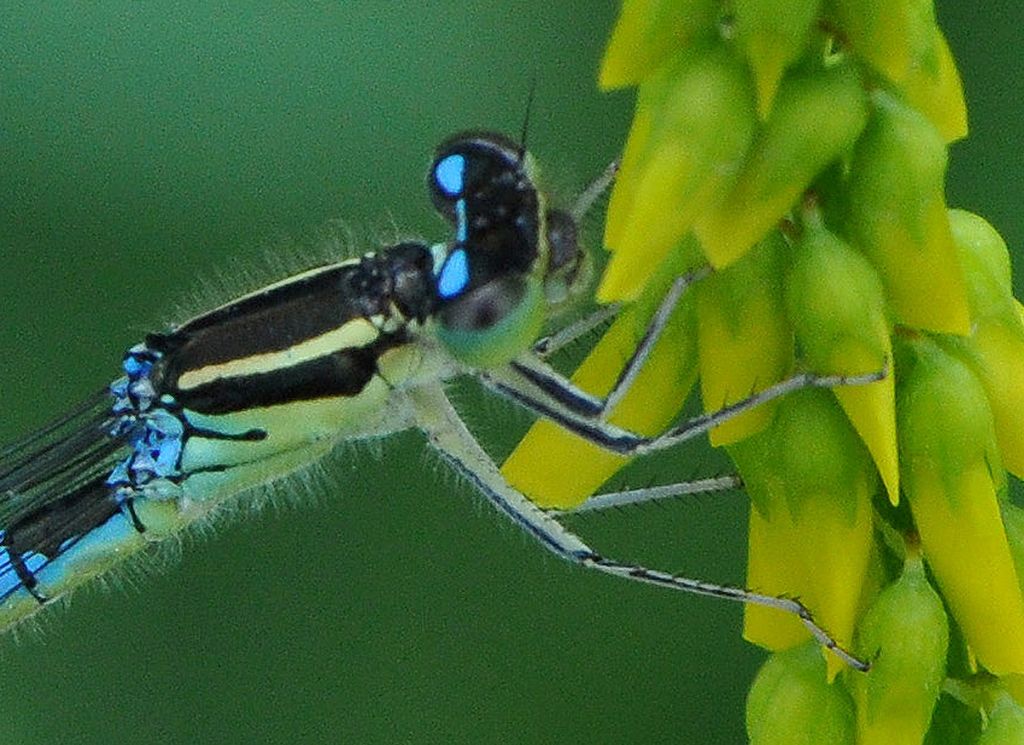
left=177, top=317, right=380, bottom=390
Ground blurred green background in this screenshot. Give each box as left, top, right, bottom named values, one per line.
left=0, top=2, right=1021, bottom=743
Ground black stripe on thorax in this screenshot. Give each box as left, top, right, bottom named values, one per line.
left=147, top=243, right=435, bottom=372
left=150, top=259, right=385, bottom=371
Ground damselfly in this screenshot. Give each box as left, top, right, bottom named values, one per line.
left=0, top=132, right=881, bottom=667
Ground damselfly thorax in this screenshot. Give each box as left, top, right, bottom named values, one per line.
left=0, top=131, right=884, bottom=669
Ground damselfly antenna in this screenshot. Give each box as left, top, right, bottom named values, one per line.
left=516, top=75, right=539, bottom=163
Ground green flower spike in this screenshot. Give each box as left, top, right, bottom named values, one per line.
left=504, top=1, right=1024, bottom=740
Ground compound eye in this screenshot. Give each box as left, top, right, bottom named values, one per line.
left=440, top=276, right=527, bottom=332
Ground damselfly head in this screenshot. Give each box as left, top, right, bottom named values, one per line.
left=430, top=131, right=542, bottom=274
left=428, top=132, right=586, bottom=367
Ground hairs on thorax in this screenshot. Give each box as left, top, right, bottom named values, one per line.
left=160, top=217, right=429, bottom=332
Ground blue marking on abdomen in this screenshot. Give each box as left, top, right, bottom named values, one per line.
left=31, top=510, right=144, bottom=598
left=0, top=546, right=46, bottom=600
left=107, top=344, right=186, bottom=493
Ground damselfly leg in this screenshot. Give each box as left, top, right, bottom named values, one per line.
left=410, top=384, right=870, bottom=672
left=490, top=357, right=886, bottom=457
left=487, top=268, right=886, bottom=459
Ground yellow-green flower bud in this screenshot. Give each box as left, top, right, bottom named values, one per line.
left=730, top=389, right=876, bottom=676
left=600, top=40, right=756, bottom=301
left=785, top=214, right=897, bottom=503
left=851, top=553, right=948, bottom=745
left=944, top=209, right=1024, bottom=478
left=733, top=0, right=821, bottom=118
left=829, top=2, right=968, bottom=142
left=600, top=0, right=721, bottom=89
left=896, top=335, right=1024, bottom=675
left=978, top=695, right=1024, bottom=745
left=845, top=91, right=970, bottom=334
left=951, top=209, right=1013, bottom=311
left=695, top=61, right=868, bottom=267
left=695, top=231, right=793, bottom=446
left=747, top=643, right=856, bottom=745
left=828, top=0, right=938, bottom=85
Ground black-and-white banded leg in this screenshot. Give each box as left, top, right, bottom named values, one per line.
left=570, top=159, right=619, bottom=224
left=486, top=360, right=888, bottom=458
left=530, top=303, right=620, bottom=359
left=515, top=267, right=712, bottom=419
left=552, top=475, right=744, bottom=516
left=408, top=384, right=869, bottom=672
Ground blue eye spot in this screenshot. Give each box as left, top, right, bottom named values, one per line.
left=437, top=247, right=470, bottom=299
left=435, top=154, right=466, bottom=197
